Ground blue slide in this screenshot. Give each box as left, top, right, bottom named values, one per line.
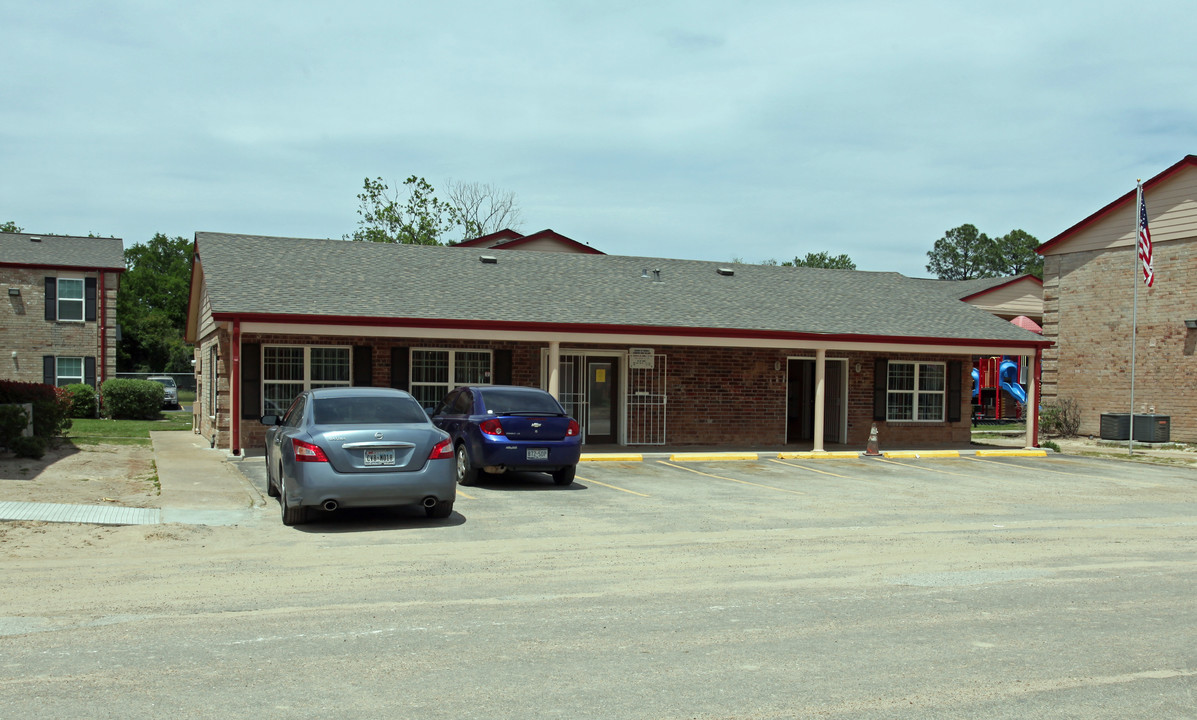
left=971, top=368, right=980, bottom=399
left=999, top=359, right=1027, bottom=404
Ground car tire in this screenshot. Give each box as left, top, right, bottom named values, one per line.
left=266, top=461, right=280, bottom=498
left=425, top=500, right=454, bottom=519
left=279, top=474, right=307, bottom=526
left=552, top=464, right=576, bottom=486
left=455, top=444, right=477, bottom=486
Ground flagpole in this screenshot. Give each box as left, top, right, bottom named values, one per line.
left=1129, top=180, right=1141, bottom=454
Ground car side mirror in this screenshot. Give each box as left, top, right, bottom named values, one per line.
left=260, top=415, right=279, bottom=426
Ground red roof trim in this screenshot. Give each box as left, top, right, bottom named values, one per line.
left=958, top=274, right=1042, bottom=303
left=452, top=229, right=524, bottom=248
left=490, top=229, right=605, bottom=254
left=1037, top=154, right=1197, bottom=255
left=214, top=312, right=1051, bottom=349
left=0, top=261, right=125, bottom=273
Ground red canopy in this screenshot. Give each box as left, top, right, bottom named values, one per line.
left=1010, top=315, right=1042, bottom=334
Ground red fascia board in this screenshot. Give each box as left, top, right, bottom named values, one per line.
left=493, top=229, right=606, bottom=254
left=1037, top=154, right=1197, bottom=255
left=0, top=262, right=125, bottom=273
left=958, top=274, right=1042, bottom=303
left=453, top=229, right=524, bottom=247
left=212, top=312, right=1052, bottom=350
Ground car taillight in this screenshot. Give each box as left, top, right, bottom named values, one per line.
left=292, top=438, right=329, bottom=463
left=479, top=418, right=505, bottom=436
left=566, top=419, right=580, bottom=437
left=429, top=438, right=453, bottom=460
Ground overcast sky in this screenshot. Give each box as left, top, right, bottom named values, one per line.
left=3, top=1, right=1194, bottom=276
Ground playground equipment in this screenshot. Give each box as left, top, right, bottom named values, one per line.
left=973, top=356, right=1027, bottom=420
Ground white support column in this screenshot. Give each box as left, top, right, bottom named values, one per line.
left=813, top=348, right=826, bottom=453
left=547, top=341, right=561, bottom=400
left=1025, top=351, right=1039, bottom=450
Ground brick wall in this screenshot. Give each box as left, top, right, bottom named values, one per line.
left=1043, top=236, right=1197, bottom=442
left=0, top=266, right=120, bottom=385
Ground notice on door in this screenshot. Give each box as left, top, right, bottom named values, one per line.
left=595, top=368, right=606, bottom=382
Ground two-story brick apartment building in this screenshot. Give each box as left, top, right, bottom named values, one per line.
left=1037, top=155, right=1197, bottom=443
left=1, top=233, right=125, bottom=388
left=186, top=232, right=1050, bottom=455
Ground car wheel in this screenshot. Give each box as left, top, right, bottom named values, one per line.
left=455, top=444, right=477, bottom=486
left=279, top=474, right=307, bottom=526
left=552, top=464, right=576, bottom=486
left=425, top=500, right=454, bottom=519
left=266, top=460, right=280, bottom=498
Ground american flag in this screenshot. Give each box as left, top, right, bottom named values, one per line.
left=1138, top=190, right=1154, bottom=287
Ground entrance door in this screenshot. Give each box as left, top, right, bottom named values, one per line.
left=786, top=358, right=845, bottom=444
left=585, top=359, right=619, bottom=444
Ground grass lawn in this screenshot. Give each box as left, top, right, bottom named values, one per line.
left=65, top=413, right=193, bottom=446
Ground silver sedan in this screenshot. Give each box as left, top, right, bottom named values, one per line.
left=261, top=387, right=456, bottom=525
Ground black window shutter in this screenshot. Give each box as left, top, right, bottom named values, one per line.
left=493, top=349, right=512, bottom=385
left=872, top=358, right=888, bottom=421
left=43, top=356, right=56, bottom=385
left=84, top=357, right=96, bottom=388
left=44, top=277, right=56, bottom=321
left=353, top=346, right=374, bottom=387
left=390, top=347, right=409, bottom=391
left=84, top=277, right=97, bottom=321
left=947, top=360, right=962, bottom=423
left=241, top=343, right=261, bottom=419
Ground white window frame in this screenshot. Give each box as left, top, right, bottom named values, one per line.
left=409, top=348, right=493, bottom=407
left=208, top=345, right=218, bottom=419
left=261, top=344, right=352, bottom=416
left=56, top=277, right=85, bottom=322
left=887, top=361, right=946, bottom=422
left=56, top=357, right=85, bottom=386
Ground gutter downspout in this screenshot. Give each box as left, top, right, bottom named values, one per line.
left=231, top=320, right=241, bottom=456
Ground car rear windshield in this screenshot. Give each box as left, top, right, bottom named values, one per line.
left=478, top=388, right=564, bottom=415
left=150, top=378, right=176, bottom=388
left=313, top=396, right=429, bottom=425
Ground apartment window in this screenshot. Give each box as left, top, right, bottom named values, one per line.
left=207, top=345, right=218, bottom=418
left=55, top=357, right=85, bottom=386
left=887, top=362, right=945, bottom=422
left=262, top=345, right=351, bottom=416
left=56, top=278, right=84, bottom=321
left=409, top=349, right=492, bottom=407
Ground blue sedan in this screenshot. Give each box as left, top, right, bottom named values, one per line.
left=261, top=387, right=456, bottom=525
left=429, top=385, right=582, bottom=486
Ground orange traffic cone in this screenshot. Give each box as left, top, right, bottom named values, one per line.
left=865, top=422, right=881, bottom=456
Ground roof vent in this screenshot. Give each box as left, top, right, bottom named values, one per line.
left=641, top=268, right=649, bottom=278
left=29, top=236, right=42, bottom=242
left=651, top=269, right=662, bottom=283
left=479, top=255, right=497, bottom=264
left=716, top=267, right=734, bottom=277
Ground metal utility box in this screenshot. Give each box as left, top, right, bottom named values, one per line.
left=1099, top=413, right=1171, bottom=442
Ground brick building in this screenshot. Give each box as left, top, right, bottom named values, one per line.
left=1, top=233, right=125, bottom=388
left=1038, top=154, right=1197, bottom=443
left=185, top=232, right=1049, bottom=455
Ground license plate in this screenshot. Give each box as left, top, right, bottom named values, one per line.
left=364, top=449, right=396, bottom=466
left=526, top=448, right=549, bottom=461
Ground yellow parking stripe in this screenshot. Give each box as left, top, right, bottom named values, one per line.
left=581, top=453, right=644, bottom=462
left=869, top=457, right=981, bottom=478
left=669, top=452, right=760, bottom=462
left=455, top=489, right=477, bottom=500
left=777, top=451, right=860, bottom=459
left=658, top=461, right=806, bottom=495
left=576, top=475, right=650, bottom=497
left=769, top=458, right=853, bottom=479
left=975, top=449, right=1048, bottom=457
left=882, top=450, right=960, bottom=459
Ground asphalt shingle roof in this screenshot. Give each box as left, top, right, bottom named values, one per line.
left=196, top=232, right=1043, bottom=344
left=0, top=233, right=125, bottom=270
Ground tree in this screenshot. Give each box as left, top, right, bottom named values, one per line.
left=117, top=234, right=194, bottom=373
left=348, top=176, right=456, bottom=245
left=791, top=251, right=857, bottom=270
left=444, top=180, right=524, bottom=239
left=988, top=229, right=1042, bottom=278
left=925, top=224, right=997, bottom=280
left=1, top=221, right=23, bottom=233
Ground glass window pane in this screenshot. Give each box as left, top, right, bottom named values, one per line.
left=919, top=364, right=945, bottom=392
left=311, top=347, right=350, bottom=383
left=454, top=351, right=492, bottom=384
left=409, top=384, right=446, bottom=408
left=888, top=363, right=914, bottom=391
left=56, top=357, right=83, bottom=386
left=412, top=350, right=449, bottom=384
left=264, top=347, right=304, bottom=381
left=918, top=393, right=943, bottom=421
left=264, top=382, right=304, bottom=417
left=58, top=279, right=83, bottom=300
left=887, top=392, right=913, bottom=421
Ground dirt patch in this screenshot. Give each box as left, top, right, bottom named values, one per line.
left=0, top=442, right=159, bottom=507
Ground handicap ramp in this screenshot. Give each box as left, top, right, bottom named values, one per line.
left=0, top=501, right=162, bottom=526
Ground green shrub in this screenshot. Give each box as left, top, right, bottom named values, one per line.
left=0, top=380, right=71, bottom=438
left=1041, top=439, right=1061, bottom=453
left=8, top=434, right=46, bottom=459
left=1041, top=397, right=1081, bottom=437
left=64, top=383, right=98, bottom=418
left=100, top=378, right=163, bottom=420
left=0, top=404, right=30, bottom=448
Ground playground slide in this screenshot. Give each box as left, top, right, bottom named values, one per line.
left=971, top=368, right=980, bottom=398
left=998, top=359, right=1027, bottom=404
